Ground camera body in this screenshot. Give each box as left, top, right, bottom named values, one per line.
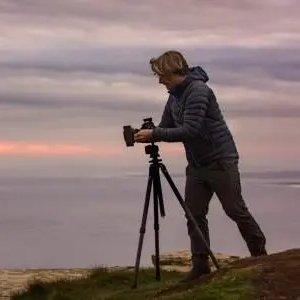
left=123, top=117, right=155, bottom=147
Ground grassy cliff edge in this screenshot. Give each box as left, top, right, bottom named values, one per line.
left=2, top=249, right=299, bottom=300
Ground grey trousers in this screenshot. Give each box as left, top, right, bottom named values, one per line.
left=184, top=159, right=266, bottom=264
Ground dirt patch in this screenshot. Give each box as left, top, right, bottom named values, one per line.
left=156, top=249, right=300, bottom=299
left=247, top=249, right=300, bottom=300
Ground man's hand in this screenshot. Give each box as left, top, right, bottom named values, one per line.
left=134, top=129, right=154, bottom=143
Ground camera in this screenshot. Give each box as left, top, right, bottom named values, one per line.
left=123, top=117, right=156, bottom=147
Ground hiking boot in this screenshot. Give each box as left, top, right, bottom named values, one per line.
left=250, top=245, right=268, bottom=257
left=179, top=262, right=211, bottom=283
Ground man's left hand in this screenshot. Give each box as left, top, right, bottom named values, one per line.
left=134, top=129, right=154, bottom=143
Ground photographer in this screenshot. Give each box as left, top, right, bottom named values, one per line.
left=134, top=50, right=267, bottom=283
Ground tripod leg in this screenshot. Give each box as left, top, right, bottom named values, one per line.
left=154, top=166, right=166, bottom=217
left=132, top=168, right=153, bottom=289
left=159, top=163, right=220, bottom=270
left=152, top=166, right=161, bottom=281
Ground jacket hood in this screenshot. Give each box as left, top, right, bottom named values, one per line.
left=186, top=66, right=209, bottom=83
left=168, top=66, right=209, bottom=97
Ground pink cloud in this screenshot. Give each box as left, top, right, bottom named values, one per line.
left=239, top=142, right=300, bottom=159
left=0, top=141, right=121, bottom=156
left=160, top=143, right=185, bottom=155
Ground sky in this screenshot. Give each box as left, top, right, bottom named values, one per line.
left=0, top=0, right=299, bottom=177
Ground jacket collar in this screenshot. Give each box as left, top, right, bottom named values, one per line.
left=168, top=77, right=193, bottom=98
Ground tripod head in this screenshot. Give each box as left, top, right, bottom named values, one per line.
left=145, top=143, right=163, bottom=166
left=145, top=143, right=160, bottom=158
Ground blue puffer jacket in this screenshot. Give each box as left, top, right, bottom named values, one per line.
left=152, top=66, right=239, bottom=167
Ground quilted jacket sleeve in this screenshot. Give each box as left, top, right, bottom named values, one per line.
left=152, top=82, right=210, bottom=142
left=157, top=96, right=175, bottom=128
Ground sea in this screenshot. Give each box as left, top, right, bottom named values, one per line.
left=0, top=172, right=299, bottom=268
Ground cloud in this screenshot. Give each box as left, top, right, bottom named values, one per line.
left=0, top=140, right=136, bottom=157
left=0, top=63, right=299, bottom=144
left=0, top=0, right=299, bottom=173
left=1, top=1, right=299, bottom=38
left=0, top=141, right=96, bottom=155
left=1, top=46, right=300, bottom=92
left=0, top=0, right=299, bottom=54
left=226, top=106, right=300, bottom=118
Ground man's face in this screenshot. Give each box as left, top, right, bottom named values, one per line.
left=156, top=73, right=185, bottom=90
left=157, top=73, right=177, bottom=90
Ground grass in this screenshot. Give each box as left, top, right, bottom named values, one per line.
left=11, top=266, right=257, bottom=300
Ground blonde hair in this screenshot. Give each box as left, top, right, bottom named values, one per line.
left=149, top=50, right=189, bottom=76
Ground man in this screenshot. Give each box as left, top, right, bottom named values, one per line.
left=134, top=50, right=267, bottom=283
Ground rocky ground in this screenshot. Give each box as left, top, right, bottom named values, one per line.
left=0, top=268, right=91, bottom=299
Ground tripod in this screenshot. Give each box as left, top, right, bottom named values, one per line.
left=132, top=142, right=220, bottom=289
